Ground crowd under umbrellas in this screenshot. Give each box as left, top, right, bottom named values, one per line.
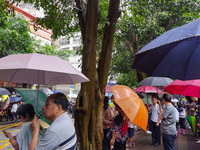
left=1, top=18, right=200, bottom=149
left=131, top=18, right=200, bottom=148
left=109, top=18, right=200, bottom=148
left=103, top=77, right=200, bottom=149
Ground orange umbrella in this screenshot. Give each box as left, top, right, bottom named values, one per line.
left=110, top=85, right=148, bottom=131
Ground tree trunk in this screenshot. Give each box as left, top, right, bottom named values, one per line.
left=75, top=0, right=121, bottom=150
left=75, top=0, right=100, bottom=149
left=136, top=70, right=144, bottom=83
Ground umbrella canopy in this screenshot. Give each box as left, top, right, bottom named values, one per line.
left=173, top=94, right=184, bottom=100
left=67, top=93, right=77, bottom=98
left=39, top=87, right=53, bottom=96
left=138, top=77, right=173, bottom=87
left=0, top=53, right=89, bottom=85
left=0, top=88, right=11, bottom=96
left=164, top=79, right=200, bottom=98
left=171, top=98, right=179, bottom=103
left=0, top=95, right=10, bottom=110
left=136, top=92, right=144, bottom=99
left=135, top=86, right=163, bottom=93
left=15, top=88, right=51, bottom=124
left=53, top=90, right=65, bottom=94
left=187, top=116, right=196, bottom=135
left=105, top=92, right=113, bottom=97
left=132, top=18, right=200, bottom=80
left=105, top=84, right=112, bottom=93
left=10, top=97, right=22, bottom=103
left=110, top=85, right=148, bottom=131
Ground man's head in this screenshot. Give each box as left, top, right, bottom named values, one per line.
left=42, top=93, right=70, bottom=122
left=152, top=96, right=158, bottom=105
left=163, top=93, right=171, bottom=105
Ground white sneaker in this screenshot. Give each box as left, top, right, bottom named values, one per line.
left=146, top=130, right=152, bottom=134
left=196, top=139, right=200, bottom=141
left=196, top=140, right=200, bottom=144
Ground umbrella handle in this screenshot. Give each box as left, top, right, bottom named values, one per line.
left=36, top=84, right=40, bottom=112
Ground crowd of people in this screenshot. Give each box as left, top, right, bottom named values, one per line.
left=0, top=92, right=22, bottom=122
left=1, top=88, right=200, bottom=150
left=148, top=93, right=200, bottom=147
left=103, top=92, right=200, bottom=150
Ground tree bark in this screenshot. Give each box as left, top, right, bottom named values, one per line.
left=75, top=0, right=121, bottom=150
left=75, top=0, right=100, bottom=149
left=98, top=0, right=121, bottom=93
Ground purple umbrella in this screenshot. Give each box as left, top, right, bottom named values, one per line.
left=0, top=53, right=89, bottom=85
left=0, top=53, right=89, bottom=110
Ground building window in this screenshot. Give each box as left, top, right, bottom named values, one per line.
left=73, top=47, right=79, bottom=51
left=59, top=47, right=70, bottom=50
left=59, top=38, right=70, bottom=46
left=73, top=35, right=81, bottom=44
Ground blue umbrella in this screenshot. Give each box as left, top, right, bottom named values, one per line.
left=0, top=88, right=11, bottom=96
left=132, top=18, right=200, bottom=80
left=53, top=90, right=64, bottom=94
left=10, top=97, right=22, bottom=103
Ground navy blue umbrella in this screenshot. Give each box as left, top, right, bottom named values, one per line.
left=132, top=18, right=200, bottom=80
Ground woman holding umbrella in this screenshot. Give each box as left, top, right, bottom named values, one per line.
left=110, top=103, right=129, bottom=150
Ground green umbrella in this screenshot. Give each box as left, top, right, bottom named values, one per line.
left=186, top=115, right=196, bottom=136
left=15, top=88, right=51, bottom=125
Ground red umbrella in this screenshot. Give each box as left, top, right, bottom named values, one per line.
left=135, top=86, right=163, bottom=93
left=164, top=79, right=200, bottom=98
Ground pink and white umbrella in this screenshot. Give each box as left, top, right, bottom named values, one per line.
left=135, top=86, right=163, bottom=93
left=105, top=84, right=112, bottom=93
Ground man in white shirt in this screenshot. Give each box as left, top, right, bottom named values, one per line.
left=29, top=93, right=77, bottom=150
left=147, top=95, right=162, bottom=146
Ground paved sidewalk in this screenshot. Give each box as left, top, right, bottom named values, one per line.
left=127, top=128, right=200, bottom=150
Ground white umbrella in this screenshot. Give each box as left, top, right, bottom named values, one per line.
left=171, top=98, right=179, bottom=103
left=67, top=94, right=77, bottom=98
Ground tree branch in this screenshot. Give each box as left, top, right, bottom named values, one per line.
left=75, top=0, right=86, bottom=42
left=98, top=0, right=121, bottom=94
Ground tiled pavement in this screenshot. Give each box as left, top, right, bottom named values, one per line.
left=126, top=128, right=200, bottom=150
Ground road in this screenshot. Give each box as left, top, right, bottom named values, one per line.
left=0, top=120, right=49, bottom=150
